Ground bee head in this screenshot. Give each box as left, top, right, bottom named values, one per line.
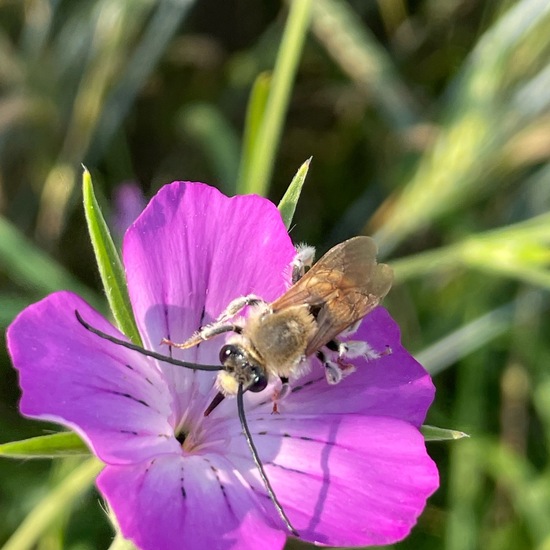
left=218, top=344, right=268, bottom=394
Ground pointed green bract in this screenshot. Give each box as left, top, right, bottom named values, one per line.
left=82, top=168, right=142, bottom=345
left=422, top=425, right=470, bottom=441
left=278, top=157, right=311, bottom=230
left=0, top=432, right=90, bottom=458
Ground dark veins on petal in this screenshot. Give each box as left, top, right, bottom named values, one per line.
left=204, top=457, right=237, bottom=518
left=180, top=463, right=186, bottom=499
left=105, top=389, right=150, bottom=408
left=124, top=363, right=154, bottom=386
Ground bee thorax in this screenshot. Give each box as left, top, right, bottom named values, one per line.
left=244, top=306, right=316, bottom=377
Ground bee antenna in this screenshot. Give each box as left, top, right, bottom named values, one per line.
left=236, top=384, right=299, bottom=537
left=74, top=310, right=222, bottom=372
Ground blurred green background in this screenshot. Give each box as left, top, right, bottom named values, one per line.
left=2, top=0, right=550, bottom=549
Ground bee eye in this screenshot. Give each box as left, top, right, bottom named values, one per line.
left=219, top=344, right=238, bottom=364
left=248, top=367, right=268, bottom=393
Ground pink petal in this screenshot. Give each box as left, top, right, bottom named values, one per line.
left=224, top=414, right=438, bottom=547
left=123, top=182, right=296, bottom=418
left=98, top=454, right=287, bottom=550
left=7, top=291, right=179, bottom=464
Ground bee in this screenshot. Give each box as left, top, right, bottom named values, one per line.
left=162, top=236, right=394, bottom=414
left=75, top=235, right=392, bottom=537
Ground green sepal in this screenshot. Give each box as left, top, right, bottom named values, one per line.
left=82, top=168, right=142, bottom=345
left=422, top=424, right=470, bottom=441
left=0, top=432, right=90, bottom=459
left=278, top=157, right=311, bottom=230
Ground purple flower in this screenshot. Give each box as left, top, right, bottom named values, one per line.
left=7, top=182, right=438, bottom=550
left=111, top=182, right=147, bottom=239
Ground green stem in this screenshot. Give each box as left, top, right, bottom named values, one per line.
left=240, top=0, right=313, bottom=196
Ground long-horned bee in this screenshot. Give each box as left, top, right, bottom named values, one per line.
left=75, top=235, right=393, bottom=536
left=162, top=235, right=393, bottom=413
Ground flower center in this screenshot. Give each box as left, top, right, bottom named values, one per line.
left=174, top=415, right=212, bottom=454
left=175, top=429, right=187, bottom=446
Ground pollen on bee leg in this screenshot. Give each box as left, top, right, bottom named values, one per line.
left=324, top=360, right=343, bottom=385
left=215, top=294, right=266, bottom=322
left=339, top=340, right=382, bottom=360
left=290, top=244, right=316, bottom=283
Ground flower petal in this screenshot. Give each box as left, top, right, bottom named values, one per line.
left=123, top=182, right=296, bottom=416
left=98, top=454, right=287, bottom=550
left=7, top=291, right=179, bottom=464
left=224, top=414, right=438, bottom=547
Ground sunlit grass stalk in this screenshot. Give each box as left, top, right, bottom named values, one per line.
left=35, top=1, right=134, bottom=243
left=371, top=0, right=550, bottom=255
left=238, top=0, right=313, bottom=196
left=311, top=0, right=420, bottom=130
left=236, top=73, right=271, bottom=193
left=89, top=0, right=195, bottom=163
left=391, top=211, right=550, bottom=288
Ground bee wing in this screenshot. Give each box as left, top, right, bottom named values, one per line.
left=271, top=236, right=394, bottom=356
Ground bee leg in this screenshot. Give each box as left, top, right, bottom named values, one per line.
left=291, top=244, right=316, bottom=283
left=162, top=322, right=243, bottom=350
left=339, top=340, right=382, bottom=360
left=163, top=296, right=268, bottom=350
left=343, top=319, right=362, bottom=337
left=214, top=294, right=268, bottom=323
left=317, top=350, right=347, bottom=384
left=329, top=336, right=392, bottom=363
left=271, top=377, right=290, bottom=414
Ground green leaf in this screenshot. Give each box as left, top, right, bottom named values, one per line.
left=2, top=458, right=103, bottom=550
left=0, top=432, right=90, bottom=458
left=82, top=168, right=142, bottom=345
left=422, top=425, right=470, bottom=441
left=277, top=157, right=311, bottom=230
